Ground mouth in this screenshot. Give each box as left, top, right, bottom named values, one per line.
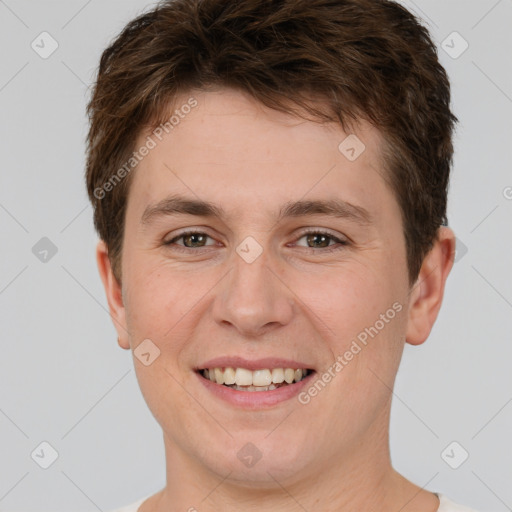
left=196, top=367, right=314, bottom=392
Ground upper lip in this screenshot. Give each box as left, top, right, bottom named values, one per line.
left=196, top=356, right=315, bottom=371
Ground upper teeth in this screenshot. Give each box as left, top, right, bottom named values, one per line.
left=202, top=367, right=308, bottom=386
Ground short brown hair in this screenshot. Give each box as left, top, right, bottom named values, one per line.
left=85, top=0, right=457, bottom=285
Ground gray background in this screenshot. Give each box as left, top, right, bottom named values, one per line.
left=0, top=0, right=511, bottom=510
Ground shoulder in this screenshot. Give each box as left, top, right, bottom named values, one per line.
left=437, top=493, right=480, bottom=512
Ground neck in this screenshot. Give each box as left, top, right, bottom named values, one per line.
left=146, top=404, right=438, bottom=512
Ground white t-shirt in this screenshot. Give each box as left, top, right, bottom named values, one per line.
left=109, top=492, right=479, bottom=511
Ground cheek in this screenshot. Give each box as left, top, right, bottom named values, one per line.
left=124, top=260, right=189, bottom=332
left=306, top=262, right=406, bottom=390
left=293, top=260, right=400, bottom=341
left=123, top=260, right=212, bottom=379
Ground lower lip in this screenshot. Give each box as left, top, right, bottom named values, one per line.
left=195, top=371, right=315, bottom=409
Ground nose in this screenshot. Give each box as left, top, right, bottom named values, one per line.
left=212, top=242, right=294, bottom=338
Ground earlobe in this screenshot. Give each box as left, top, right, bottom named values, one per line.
left=96, top=240, right=130, bottom=350
left=405, top=227, right=456, bottom=346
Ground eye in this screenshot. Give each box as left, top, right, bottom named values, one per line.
left=163, top=229, right=349, bottom=253
left=293, top=229, right=349, bottom=252
left=164, top=230, right=216, bottom=250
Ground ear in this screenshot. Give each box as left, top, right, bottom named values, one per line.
left=96, top=240, right=130, bottom=350
left=405, top=227, right=456, bottom=346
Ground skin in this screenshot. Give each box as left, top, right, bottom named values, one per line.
left=97, top=87, right=455, bottom=512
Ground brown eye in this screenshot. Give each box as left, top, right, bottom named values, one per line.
left=165, top=231, right=215, bottom=249
left=295, top=230, right=348, bottom=251
left=305, top=233, right=331, bottom=248
left=181, top=233, right=208, bottom=248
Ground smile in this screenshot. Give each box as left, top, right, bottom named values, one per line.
left=200, top=367, right=311, bottom=391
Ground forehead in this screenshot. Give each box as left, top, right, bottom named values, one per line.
left=127, top=88, right=394, bottom=223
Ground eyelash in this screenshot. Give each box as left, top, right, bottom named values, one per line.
left=164, top=229, right=349, bottom=254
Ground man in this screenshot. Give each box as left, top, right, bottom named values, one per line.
left=86, top=0, right=478, bottom=510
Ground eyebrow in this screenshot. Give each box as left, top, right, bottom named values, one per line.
left=140, top=194, right=372, bottom=226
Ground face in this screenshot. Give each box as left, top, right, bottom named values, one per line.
left=99, top=87, right=437, bottom=486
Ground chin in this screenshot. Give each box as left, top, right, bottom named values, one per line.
left=198, top=430, right=316, bottom=487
